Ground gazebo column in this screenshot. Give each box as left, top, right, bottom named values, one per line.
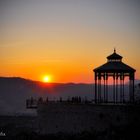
left=106, top=74, right=108, bottom=103
left=129, top=74, right=132, bottom=103
left=122, top=74, right=125, bottom=103
left=129, top=73, right=135, bottom=103
left=120, top=73, right=123, bottom=103
left=132, top=73, right=135, bottom=103
left=113, top=73, right=116, bottom=104
left=95, top=72, right=97, bottom=103
left=98, top=73, right=101, bottom=103
left=116, top=74, right=118, bottom=104
left=103, top=73, right=106, bottom=103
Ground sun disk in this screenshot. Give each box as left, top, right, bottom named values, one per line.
left=43, top=76, right=50, bottom=83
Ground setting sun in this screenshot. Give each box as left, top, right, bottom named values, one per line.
left=43, top=76, right=50, bottom=83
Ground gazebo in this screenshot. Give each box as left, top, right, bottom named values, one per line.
left=93, top=49, right=136, bottom=104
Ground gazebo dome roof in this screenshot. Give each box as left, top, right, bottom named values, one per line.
left=107, top=49, right=122, bottom=60
left=94, top=61, right=136, bottom=72
left=94, top=49, right=136, bottom=73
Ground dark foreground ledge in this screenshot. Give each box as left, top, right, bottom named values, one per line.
left=0, top=105, right=140, bottom=140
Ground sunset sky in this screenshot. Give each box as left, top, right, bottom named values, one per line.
left=0, top=0, right=140, bottom=83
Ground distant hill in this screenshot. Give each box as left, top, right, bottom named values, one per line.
left=0, top=77, right=93, bottom=115
left=0, top=77, right=139, bottom=115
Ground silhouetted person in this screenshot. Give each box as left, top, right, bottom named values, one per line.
left=67, top=96, right=70, bottom=102
left=26, top=99, right=29, bottom=108
left=85, top=96, right=88, bottom=104
left=38, top=97, right=43, bottom=104
left=30, top=97, right=34, bottom=105
left=60, top=97, right=62, bottom=102
left=78, top=96, right=81, bottom=103
left=45, top=97, right=48, bottom=103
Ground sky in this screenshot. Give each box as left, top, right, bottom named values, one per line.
left=0, top=0, right=140, bottom=83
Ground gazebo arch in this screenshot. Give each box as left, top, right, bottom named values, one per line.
left=93, top=49, right=136, bottom=104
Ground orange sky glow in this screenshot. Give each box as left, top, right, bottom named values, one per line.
left=0, top=0, right=140, bottom=83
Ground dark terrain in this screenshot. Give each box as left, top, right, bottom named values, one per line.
left=0, top=77, right=140, bottom=139
left=0, top=114, right=140, bottom=140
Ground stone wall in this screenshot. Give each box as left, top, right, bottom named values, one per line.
left=37, top=103, right=140, bottom=134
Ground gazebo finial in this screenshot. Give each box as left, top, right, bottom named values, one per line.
left=114, top=48, right=116, bottom=53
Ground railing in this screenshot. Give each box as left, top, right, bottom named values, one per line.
left=26, top=96, right=91, bottom=109
left=26, top=98, right=38, bottom=109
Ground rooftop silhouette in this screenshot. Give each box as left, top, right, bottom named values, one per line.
left=94, top=49, right=136, bottom=104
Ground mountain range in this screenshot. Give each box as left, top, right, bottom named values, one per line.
left=0, top=77, right=140, bottom=115
left=0, top=77, right=92, bottom=115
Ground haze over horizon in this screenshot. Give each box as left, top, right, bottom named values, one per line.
left=0, top=0, right=140, bottom=83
